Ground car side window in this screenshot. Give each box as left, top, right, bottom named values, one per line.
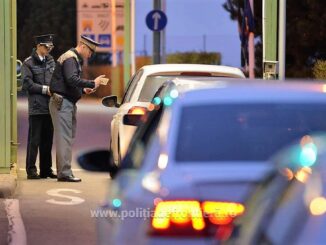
left=120, top=73, right=135, bottom=104
left=122, top=69, right=144, bottom=103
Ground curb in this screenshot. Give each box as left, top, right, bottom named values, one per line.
left=0, top=164, right=17, bottom=198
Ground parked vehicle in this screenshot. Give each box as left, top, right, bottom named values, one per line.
left=225, top=133, right=326, bottom=245
left=102, top=64, right=245, bottom=165
left=79, top=80, right=326, bottom=244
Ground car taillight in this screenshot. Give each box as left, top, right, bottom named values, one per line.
left=127, top=106, right=147, bottom=115
left=202, top=201, right=245, bottom=225
left=152, top=201, right=205, bottom=231
left=149, top=200, right=245, bottom=239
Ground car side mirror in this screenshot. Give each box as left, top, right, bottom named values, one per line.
left=123, top=114, right=143, bottom=126
left=102, top=95, right=120, bottom=108
left=77, top=149, right=118, bottom=177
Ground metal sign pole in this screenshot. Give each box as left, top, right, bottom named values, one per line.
left=278, top=0, right=286, bottom=80
left=263, top=0, right=278, bottom=79
left=248, top=0, right=255, bottom=78
left=131, top=0, right=136, bottom=74
left=123, top=0, right=131, bottom=87
left=153, top=0, right=161, bottom=64
left=161, top=0, right=166, bottom=63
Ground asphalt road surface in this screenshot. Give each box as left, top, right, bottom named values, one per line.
left=0, top=97, right=117, bottom=245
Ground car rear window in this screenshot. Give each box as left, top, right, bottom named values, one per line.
left=138, top=75, right=177, bottom=102
left=176, top=103, right=326, bottom=162
left=138, top=75, right=232, bottom=102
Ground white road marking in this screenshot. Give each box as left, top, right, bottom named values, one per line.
left=4, top=199, right=27, bottom=245
left=46, top=188, right=85, bottom=205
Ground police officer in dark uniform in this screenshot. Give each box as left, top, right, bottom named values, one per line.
left=22, top=34, right=57, bottom=179
left=49, top=35, right=104, bottom=182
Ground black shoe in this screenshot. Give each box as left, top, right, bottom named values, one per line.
left=40, top=172, right=57, bottom=179
left=27, top=173, right=40, bottom=179
left=57, top=175, right=81, bottom=182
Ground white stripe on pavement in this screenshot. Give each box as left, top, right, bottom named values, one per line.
left=4, top=199, right=27, bottom=245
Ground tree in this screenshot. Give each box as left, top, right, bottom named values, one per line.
left=286, top=0, right=326, bottom=77
left=313, top=60, right=326, bottom=80
left=17, top=0, right=76, bottom=60
left=222, top=0, right=326, bottom=78
left=167, top=52, right=221, bottom=65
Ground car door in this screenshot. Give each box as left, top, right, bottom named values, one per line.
left=101, top=108, right=163, bottom=242
left=225, top=173, right=291, bottom=245
left=111, top=69, right=144, bottom=164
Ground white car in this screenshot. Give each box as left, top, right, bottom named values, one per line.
left=79, top=80, right=326, bottom=244
left=102, top=64, right=245, bottom=165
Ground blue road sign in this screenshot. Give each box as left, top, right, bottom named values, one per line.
left=146, top=10, right=167, bottom=31
left=98, top=34, right=111, bottom=48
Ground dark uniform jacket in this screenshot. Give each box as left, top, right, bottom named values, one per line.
left=50, top=48, right=95, bottom=104
left=22, top=49, right=55, bottom=115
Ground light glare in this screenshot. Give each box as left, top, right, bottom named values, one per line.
left=310, top=197, right=326, bottom=216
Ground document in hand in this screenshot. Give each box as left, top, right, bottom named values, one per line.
left=99, top=78, right=110, bottom=85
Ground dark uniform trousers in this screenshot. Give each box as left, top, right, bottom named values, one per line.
left=26, top=114, right=53, bottom=175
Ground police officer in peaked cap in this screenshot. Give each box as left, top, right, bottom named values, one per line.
left=22, top=34, right=57, bottom=179
left=49, top=35, right=106, bottom=182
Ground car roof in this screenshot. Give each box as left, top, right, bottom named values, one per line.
left=172, top=79, right=326, bottom=105
left=139, top=64, right=246, bottom=78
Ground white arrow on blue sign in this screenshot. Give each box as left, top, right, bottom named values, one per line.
left=146, top=10, right=167, bottom=31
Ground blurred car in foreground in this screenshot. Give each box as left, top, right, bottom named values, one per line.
left=79, top=80, right=326, bottom=244
left=225, top=133, right=326, bottom=245
left=102, top=64, right=245, bottom=165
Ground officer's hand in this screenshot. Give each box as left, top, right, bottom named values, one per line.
left=94, top=75, right=106, bottom=89
left=47, top=87, right=52, bottom=96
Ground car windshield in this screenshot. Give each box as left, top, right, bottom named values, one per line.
left=176, top=103, right=326, bottom=162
